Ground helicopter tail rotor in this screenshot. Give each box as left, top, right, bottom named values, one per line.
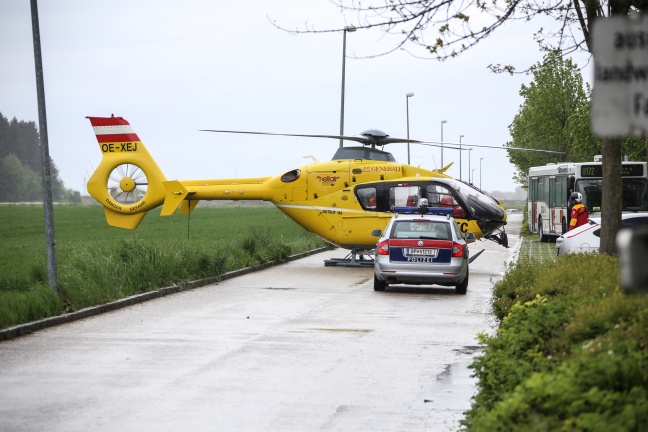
left=86, top=115, right=168, bottom=229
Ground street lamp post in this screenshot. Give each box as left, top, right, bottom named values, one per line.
left=339, top=25, right=356, bottom=147
left=480, top=157, right=484, bottom=189
left=468, top=148, right=472, bottom=183
left=440, top=120, right=447, bottom=166
left=406, top=93, right=414, bottom=164
left=459, top=135, right=464, bottom=181
left=472, top=169, right=475, bottom=185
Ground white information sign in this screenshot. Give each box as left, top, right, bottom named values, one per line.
left=592, top=16, right=648, bottom=137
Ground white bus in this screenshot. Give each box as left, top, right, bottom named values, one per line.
left=528, top=159, right=648, bottom=242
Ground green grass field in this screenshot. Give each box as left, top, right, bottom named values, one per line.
left=0, top=204, right=327, bottom=329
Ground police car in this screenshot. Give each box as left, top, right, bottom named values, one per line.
left=371, top=202, right=476, bottom=294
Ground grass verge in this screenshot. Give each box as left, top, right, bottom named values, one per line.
left=0, top=204, right=328, bottom=330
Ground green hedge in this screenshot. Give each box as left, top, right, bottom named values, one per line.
left=463, top=253, right=648, bottom=431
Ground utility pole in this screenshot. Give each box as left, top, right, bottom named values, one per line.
left=31, top=0, right=58, bottom=293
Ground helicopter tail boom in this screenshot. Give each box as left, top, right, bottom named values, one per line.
left=87, top=116, right=274, bottom=229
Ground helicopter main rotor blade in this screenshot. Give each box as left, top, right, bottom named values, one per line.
left=201, top=129, right=371, bottom=145
left=201, top=129, right=422, bottom=146
left=380, top=137, right=423, bottom=144
left=417, top=141, right=566, bottom=154
left=201, top=129, right=561, bottom=153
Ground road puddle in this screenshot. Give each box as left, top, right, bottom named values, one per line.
left=424, top=345, right=484, bottom=411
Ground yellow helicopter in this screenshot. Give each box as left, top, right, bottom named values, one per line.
left=85, top=115, right=553, bottom=266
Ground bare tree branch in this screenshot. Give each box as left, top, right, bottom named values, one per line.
left=271, top=0, right=645, bottom=73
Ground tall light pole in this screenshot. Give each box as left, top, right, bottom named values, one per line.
left=480, top=157, right=484, bottom=189
left=339, top=25, right=356, bottom=147
left=468, top=148, right=472, bottom=183
left=440, top=120, right=447, bottom=166
left=31, top=0, right=58, bottom=293
left=406, top=93, right=414, bottom=164
left=472, top=168, right=475, bottom=185
left=459, top=135, right=464, bottom=181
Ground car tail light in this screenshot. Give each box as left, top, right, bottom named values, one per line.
left=451, top=242, right=464, bottom=258
left=377, top=239, right=389, bottom=255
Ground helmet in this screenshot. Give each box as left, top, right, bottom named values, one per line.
left=440, top=195, right=454, bottom=206
left=570, top=192, right=582, bottom=203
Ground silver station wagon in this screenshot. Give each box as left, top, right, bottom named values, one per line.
left=371, top=205, right=475, bottom=294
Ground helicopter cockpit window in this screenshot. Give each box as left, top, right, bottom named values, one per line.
left=357, top=187, right=377, bottom=209
left=389, top=186, right=421, bottom=209
left=281, top=169, right=301, bottom=183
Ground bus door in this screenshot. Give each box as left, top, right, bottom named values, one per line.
left=529, top=177, right=538, bottom=232
left=548, top=176, right=555, bottom=233
left=553, top=176, right=569, bottom=234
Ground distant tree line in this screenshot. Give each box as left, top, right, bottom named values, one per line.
left=0, top=112, right=78, bottom=203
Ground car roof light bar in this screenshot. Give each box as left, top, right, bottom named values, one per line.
left=393, top=206, right=453, bottom=216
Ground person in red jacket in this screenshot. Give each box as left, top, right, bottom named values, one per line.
left=569, top=192, right=589, bottom=230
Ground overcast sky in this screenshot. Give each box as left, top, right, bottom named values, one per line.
left=1, top=0, right=593, bottom=194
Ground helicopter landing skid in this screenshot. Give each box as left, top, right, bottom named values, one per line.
left=485, top=228, right=509, bottom=248
left=324, top=248, right=375, bottom=267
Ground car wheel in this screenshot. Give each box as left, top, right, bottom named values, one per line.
left=538, top=219, right=548, bottom=243
left=455, top=268, right=469, bottom=295
left=373, top=274, right=386, bottom=291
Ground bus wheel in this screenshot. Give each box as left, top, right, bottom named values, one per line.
left=538, top=219, right=548, bottom=243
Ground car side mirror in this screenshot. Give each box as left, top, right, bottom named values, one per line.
left=464, top=232, right=476, bottom=243
left=370, top=229, right=383, bottom=237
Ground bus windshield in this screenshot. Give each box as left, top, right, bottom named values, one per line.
left=575, top=178, right=648, bottom=212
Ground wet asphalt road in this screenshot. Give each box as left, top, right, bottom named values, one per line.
left=0, top=215, right=523, bottom=432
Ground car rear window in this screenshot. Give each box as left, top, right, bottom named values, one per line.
left=622, top=217, right=648, bottom=229
left=391, top=220, right=450, bottom=240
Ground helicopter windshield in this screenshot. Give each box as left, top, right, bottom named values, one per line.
left=331, top=147, right=396, bottom=162
left=354, top=178, right=505, bottom=236
left=440, top=179, right=505, bottom=221
left=354, top=178, right=503, bottom=221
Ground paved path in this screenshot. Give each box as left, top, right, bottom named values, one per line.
left=0, top=215, right=522, bottom=432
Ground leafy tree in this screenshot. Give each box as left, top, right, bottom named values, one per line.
left=506, top=52, right=593, bottom=185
